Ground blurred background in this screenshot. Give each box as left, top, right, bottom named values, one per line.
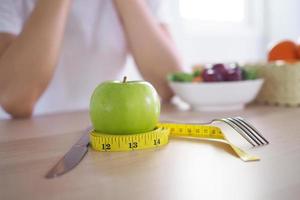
left=126, top=0, right=300, bottom=78
left=1, top=0, right=300, bottom=118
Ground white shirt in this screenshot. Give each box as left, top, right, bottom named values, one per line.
left=0, top=0, right=167, bottom=118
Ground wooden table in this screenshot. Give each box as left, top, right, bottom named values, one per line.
left=1, top=104, right=300, bottom=200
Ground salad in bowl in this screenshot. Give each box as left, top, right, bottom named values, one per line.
left=168, top=63, right=263, bottom=111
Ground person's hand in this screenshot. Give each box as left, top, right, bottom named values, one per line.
left=113, top=0, right=182, bottom=102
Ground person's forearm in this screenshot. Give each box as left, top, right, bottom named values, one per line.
left=113, top=0, right=182, bottom=102
left=0, top=0, right=72, bottom=117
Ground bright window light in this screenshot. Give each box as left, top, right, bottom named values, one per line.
left=179, top=0, right=246, bottom=22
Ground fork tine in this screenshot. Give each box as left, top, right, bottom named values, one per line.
left=226, top=118, right=262, bottom=146
left=229, top=117, right=264, bottom=146
left=236, top=117, right=269, bottom=145
left=217, top=118, right=256, bottom=147
left=233, top=117, right=266, bottom=145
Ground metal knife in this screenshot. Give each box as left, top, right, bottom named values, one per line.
left=45, top=127, right=92, bottom=179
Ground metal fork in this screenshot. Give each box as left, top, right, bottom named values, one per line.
left=211, top=116, right=269, bottom=147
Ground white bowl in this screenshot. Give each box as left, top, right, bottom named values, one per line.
left=168, top=79, right=264, bottom=111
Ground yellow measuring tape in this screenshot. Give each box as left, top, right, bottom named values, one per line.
left=90, top=123, right=259, bottom=162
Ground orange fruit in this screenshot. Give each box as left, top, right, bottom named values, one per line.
left=268, top=40, right=298, bottom=62
left=296, top=44, right=300, bottom=59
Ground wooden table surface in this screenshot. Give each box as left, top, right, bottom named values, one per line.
left=1, top=104, right=300, bottom=200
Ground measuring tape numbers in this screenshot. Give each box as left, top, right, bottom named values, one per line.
left=89, top=123, right=259, bottom=162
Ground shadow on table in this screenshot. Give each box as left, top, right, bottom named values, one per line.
left=171, top=137, right=238, bottom=159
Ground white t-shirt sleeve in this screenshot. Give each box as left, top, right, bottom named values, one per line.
left=146, top=0, right=171, bottom=24
left=0, top=0, right=23, bottom=35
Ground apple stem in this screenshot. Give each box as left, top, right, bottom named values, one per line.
left=123, top=76, right=127, bottom=83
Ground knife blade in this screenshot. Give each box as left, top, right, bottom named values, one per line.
left=45, top=127, right=92, bottom=179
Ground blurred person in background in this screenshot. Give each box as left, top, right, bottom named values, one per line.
left=0, top=0, right=181, bottom=118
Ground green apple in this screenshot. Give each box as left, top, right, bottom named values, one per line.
left=89, top=77, right=160, bottom=134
